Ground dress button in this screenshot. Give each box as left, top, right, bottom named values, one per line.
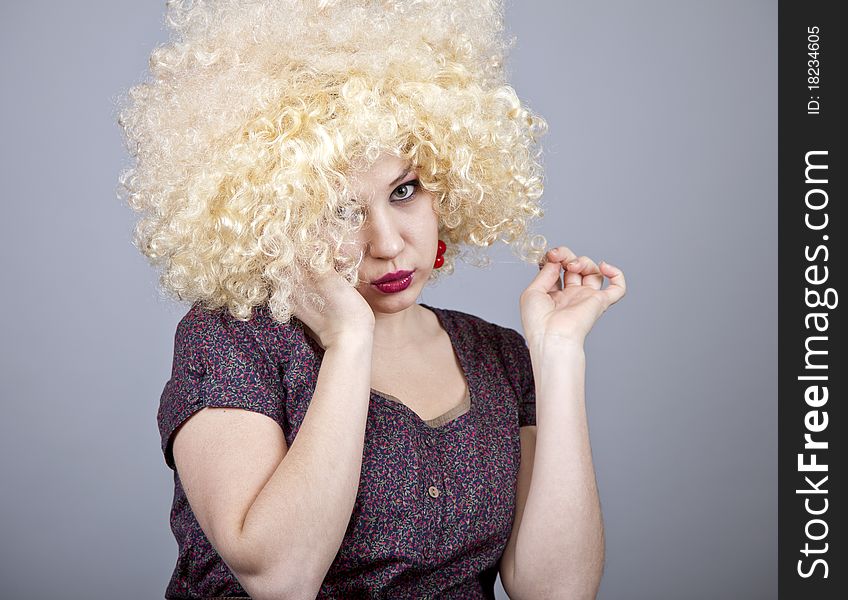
left=428, top=486, right=440, bottom=498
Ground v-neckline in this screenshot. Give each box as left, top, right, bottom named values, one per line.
left=369, top=388, right=471, bottom=428
left=297, top=303, right=475, bottom=430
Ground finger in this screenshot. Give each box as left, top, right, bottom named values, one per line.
left=565, top=255, right=603, bottom=290
left=547, top=246, right=578, bottom=265
left=540, top=246, right=578, bottom=291
left=599, top=261, right=626, bottom=305
left=529, top=258, right=565, bottom=294
left=543, top=247, right=577, bottom=288
left=564, top=255, right=592, bottom=287
left=538, top=251, right=567, bottom=291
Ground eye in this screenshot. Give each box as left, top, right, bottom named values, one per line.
left=390, top=179, right=420, bottom=202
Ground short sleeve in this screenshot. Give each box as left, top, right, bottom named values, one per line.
left=499, top=326, right=537, bottom=427
left=157, top=305, right=286, bottom=471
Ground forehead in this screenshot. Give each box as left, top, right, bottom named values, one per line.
left=349, top=153, right=412, bottom=194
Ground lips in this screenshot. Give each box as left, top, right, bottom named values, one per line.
left=371, top=271, right=414, bottom=294
left=372, top=270, right=414, bottom=284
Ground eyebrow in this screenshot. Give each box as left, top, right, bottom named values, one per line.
left=389, top=167, right=413, bottom=188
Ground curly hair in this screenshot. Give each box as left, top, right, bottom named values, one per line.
left=116, top=0, right=548, bottom=324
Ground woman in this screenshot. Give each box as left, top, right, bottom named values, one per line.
left=118, top=1, right=625, bottom=598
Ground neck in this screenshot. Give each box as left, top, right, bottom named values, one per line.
left=371, top=303, right=431, bottom=351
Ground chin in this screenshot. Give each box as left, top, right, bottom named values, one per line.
left=364, top=283, right=421, bottom=310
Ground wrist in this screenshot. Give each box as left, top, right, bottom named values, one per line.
left=325, top=328, right=374, bottom=351
left=526, top=333, right=586, bottom=357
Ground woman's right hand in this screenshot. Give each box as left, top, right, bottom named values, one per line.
left=292, top=266, right=375, bottom=350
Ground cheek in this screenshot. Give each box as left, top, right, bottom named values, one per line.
left=414, top=194, right=440, bottom=231
left=407, top=217, right=438, bottom=248
left=426, top=196, right=441, bottom=233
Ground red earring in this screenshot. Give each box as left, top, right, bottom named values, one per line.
left=433, top=239, right=446, bottom=269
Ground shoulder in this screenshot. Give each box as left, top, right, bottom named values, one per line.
left=176, top=301, right=285, bottom=336
left=172, top=302, right=301, bottom=366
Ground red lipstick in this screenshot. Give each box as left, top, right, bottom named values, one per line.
left=371, top=270, right=414, bottom=294
left=372, top=270, right=414, bottom=284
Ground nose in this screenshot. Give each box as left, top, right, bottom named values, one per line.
left=363, top=204, right=404, bottom=259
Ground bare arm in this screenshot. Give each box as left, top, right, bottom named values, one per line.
left=172, top=330, right=374, bottom=599
left=503, top=339, right=604, bottom=599
left=504, top=247, right=624, bottom=598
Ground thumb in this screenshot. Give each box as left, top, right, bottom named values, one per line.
left=527, top=259, right=562, bottom=294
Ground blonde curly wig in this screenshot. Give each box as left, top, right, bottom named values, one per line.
left=116, top=0, right=548, bottom=324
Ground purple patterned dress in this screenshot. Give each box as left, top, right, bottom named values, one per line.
left=157, top=301, right=536, bottom=599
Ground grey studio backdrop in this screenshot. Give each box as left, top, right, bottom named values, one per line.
left=0, top=1, right=776, bottom=599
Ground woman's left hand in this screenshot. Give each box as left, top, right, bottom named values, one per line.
left=520, top=245, right=626, bottom=348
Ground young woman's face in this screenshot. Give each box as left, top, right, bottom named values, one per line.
left=347, top=153, right=440, bottom=312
